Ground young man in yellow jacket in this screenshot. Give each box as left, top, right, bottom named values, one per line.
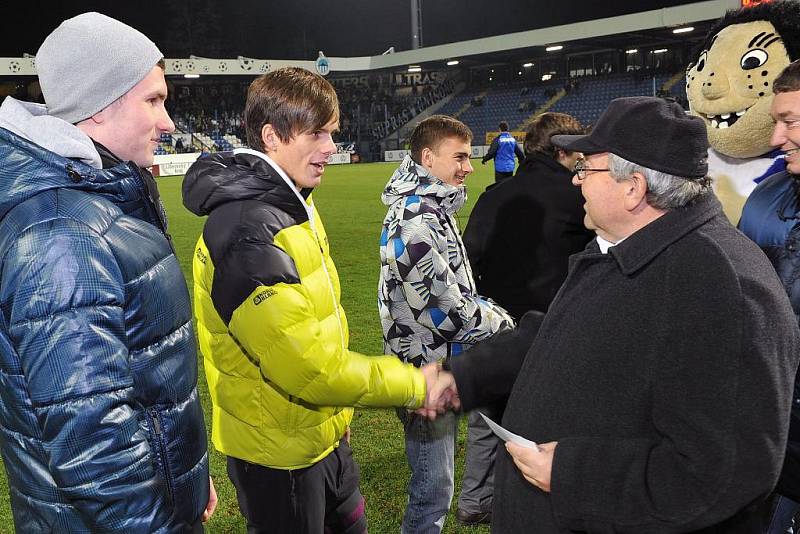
left=182, top=67, right=438, bottom=534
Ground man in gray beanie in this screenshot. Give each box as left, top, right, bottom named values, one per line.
left=0, top=12, right=215, bottom=532
left=424, top=96, right=800, bottom=532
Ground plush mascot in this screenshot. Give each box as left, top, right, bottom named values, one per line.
left=686, top=0, right=800, bottom=223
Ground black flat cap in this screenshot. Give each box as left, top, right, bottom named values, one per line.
left=551, top=97, right=709, bottom=179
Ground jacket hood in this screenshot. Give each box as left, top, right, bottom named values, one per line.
left=0, top=125, right=150, bottom=222
left=382, top=155, right=466, bottom=214
left=0, top=97, right=101, bottom=168
left=182, top=149, right=312, bottom=219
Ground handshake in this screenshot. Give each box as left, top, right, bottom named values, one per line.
left=415, top=362, right=461, bottom=419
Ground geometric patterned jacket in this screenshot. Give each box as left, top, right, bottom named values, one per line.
left=379, top=155, right=514, bottom=367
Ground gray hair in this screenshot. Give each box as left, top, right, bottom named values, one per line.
left=608, top=153, right=710, bottom=210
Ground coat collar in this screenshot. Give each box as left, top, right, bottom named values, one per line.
left=520, top=152, right=573, bottom=177
left=605, top=192, right=723, bottom=276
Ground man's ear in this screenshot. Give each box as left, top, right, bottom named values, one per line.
left=261, top=124, right=278, bottom=153
left=624, top=172, right=648, bottom=211
left=421, top=146, right=434, bottom=168
left=85, top=108, right=107, bottom=125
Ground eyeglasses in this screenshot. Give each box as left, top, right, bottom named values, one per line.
left=573, top=159, right=610, bottom=181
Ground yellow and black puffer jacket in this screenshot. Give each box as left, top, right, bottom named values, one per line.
left=183, top=149, right=426, bottom=469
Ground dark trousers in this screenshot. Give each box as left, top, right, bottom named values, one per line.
left=494, top=170, right=513, bottom=182
left=227, top=440, right=367, bottom=534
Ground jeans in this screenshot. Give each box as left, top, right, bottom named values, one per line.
left=767, top=494, right=800, bottom=534
left=398, top=409, right=458, bottom=534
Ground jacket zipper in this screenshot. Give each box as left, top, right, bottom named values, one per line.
left=442, top=213, right=477, bottom=295
left=307, top=204, right=347, bottom=352
left=147, top=408, right=175, bottom=502
left=129, top=164, right=176, bottom=252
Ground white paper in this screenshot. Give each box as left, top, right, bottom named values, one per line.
left=479, top=412, right=540, bottom=450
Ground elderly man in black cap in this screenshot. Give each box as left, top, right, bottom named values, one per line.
left=425, top=96, right=800, bottom=532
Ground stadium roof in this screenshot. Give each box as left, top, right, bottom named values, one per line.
left=1, top=0, right=740, bottom=76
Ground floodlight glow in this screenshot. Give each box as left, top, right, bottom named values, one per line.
left=184, top=74, right=200, bottom=78
left=626, top=49, right=638, bottom=54
left=672, top=27, right=694, bottom=34
left=542, top=74, right=553, bottom=81
left=546, top=45, right=563, bottom=52
left=523, top=62, right=534, bottom=68
left=653, top=48, right=668, bottom=54
left=446, top=60, right=459, bottom=66
left=408, top=66, right=421, bottom=72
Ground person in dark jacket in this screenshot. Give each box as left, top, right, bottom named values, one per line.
left=0, top=13, right=214, bottom=532
left=739, top=58, right=800, bottom=534
left=426, top=97, right=800, bottom=533
left=481, top=121, right=524, bottom=182
left=463, top=112, right=593, bottom=319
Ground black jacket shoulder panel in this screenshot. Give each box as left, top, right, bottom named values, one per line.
left=204, top=199, right=301, bottom=324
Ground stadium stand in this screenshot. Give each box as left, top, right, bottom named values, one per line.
left=434, top=72, right=688, bottom=142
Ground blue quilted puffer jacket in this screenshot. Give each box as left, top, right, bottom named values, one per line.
left=0, top=127, right=209, bottom=532
left=739, top=169, right=800, bottom=502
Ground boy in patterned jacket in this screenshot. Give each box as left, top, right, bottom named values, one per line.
left=379, top=115, right=514, bottom=532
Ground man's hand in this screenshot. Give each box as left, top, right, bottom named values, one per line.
left=428, top=370, right=460, bottom=414
left=505, top=441, right=557, bottom=492
left=415, top=363, right=441, bottom=419
left=344, top=426, right=351, bottom=444
left=415, top=366, right=461, bottom=419
left=202, top=476, right=218, bottom=523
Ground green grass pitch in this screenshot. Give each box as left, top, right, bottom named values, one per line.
left=0, top=160, right=500, bottom=533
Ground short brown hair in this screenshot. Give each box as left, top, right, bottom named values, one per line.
left=410, top=115, right=472, bottom=163
left=774, top=59, right=800, bottom=94
left=244, top=67, right=339, bottom=151
left=523, top=112, right=584, bottom=158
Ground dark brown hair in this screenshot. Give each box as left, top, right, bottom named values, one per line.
left=410, top=115, right=472, bottom=163
left=523, top=112, right=584, bottom=158
left=244, top=67, right=339, bottom=151
left=774, top=59, right=800, bottom=93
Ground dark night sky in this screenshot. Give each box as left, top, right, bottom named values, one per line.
left=3, top=1, right=706, bottom=59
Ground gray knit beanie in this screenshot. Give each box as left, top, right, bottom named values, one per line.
left=35, top=12, right=163, bottom=124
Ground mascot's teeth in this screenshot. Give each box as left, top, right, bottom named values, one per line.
left=705, top=109, right=747, bottom=128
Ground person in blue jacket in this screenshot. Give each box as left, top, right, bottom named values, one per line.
left=0, top=12, right=215, bottom=532
left=739, top=58, right=800, bottom=534
left=481, top=121, right=524, bottom=182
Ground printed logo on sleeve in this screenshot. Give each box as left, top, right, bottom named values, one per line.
left=253, top=288, right=277, bottom=305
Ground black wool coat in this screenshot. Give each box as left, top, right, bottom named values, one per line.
left=453, top=192, right=800, bottom=533
left=463, top=153, right=594, bottom=319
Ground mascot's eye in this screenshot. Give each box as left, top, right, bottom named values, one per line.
left=740, top=49, right=768, bottom=70
left=696, top=51, right=707, bottom=72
